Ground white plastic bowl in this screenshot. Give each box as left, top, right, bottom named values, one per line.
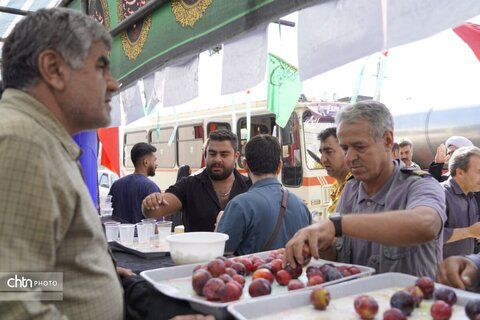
left=166, top=232, right=229, bottom=265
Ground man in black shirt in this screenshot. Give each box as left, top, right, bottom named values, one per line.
left=142, top=129, right=250, bottom=231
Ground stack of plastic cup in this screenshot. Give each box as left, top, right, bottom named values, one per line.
left=100, top=195, right=113, bottom=216
left=104, top=221, right=120, bottom=241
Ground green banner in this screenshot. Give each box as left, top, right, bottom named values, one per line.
left=87, top=0, right=321, bottom=88
left=267, top=53, right=302, bottom=128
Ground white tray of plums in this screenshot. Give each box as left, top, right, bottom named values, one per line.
left=228, top=271, right=480, bottom=320
left=141, top=247, right=374, bottom=319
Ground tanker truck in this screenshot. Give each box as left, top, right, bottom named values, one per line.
left=393, top=104, right=480, bottom=169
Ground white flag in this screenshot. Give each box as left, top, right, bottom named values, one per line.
left=298, top=0, right=383, bottom=81
left=386, top=0, right=480, bottom=49
left=221, top=24, right=268, bottom=95
left=108, top=94, right=122, bottom=128
left=163, top=55, right=199, bottom=107
left=121, top=82, right=144, bottom=125
left=142, top=73, right=158, bottom=115
left=298, top=0, right=480, bottom=81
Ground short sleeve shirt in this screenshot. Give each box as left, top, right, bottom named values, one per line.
left=217, top=178, right=312, bottom=255
left=336, top=162, right=446, bottom=277
left=166, top=169, right=251, bottom=232
left=109, top=174, right=161, bottom=223
left=441, top=177, right=479, bottom=258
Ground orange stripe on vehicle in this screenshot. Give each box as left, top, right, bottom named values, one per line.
left=303, top=176, right=335, bottom=186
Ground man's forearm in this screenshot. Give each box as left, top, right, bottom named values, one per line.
left=446, top=228, right=472, bottom=243
left=342, top=208, right=441, bottom=246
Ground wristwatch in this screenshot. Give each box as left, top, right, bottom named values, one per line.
left=329, top=214, right=343, bottom=237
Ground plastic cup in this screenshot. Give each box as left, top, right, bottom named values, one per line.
left=100, top=202, right=112, bottom=209
left=104, top=221, right=120, bottom=241
left=141, top=219, right=156, bottom=238
left=119, top=224, right=135, bottom=244
left=156, top=221, right=173, bottom=241
left=100, top=207, right=113, bottom=216
left=136, top=223, right=150, bottom=244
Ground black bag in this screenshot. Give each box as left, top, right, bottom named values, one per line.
left=121, top=274, right=200, bottom=320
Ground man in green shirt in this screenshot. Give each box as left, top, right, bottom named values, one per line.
left=0, top=8, right=123, bottom=319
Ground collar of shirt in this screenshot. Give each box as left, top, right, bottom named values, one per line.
left=250, top=177, right=280, bottom=190
left=448, top=177, right=475, bottom=199
left=357, top=161, right=400, bottom=206
left=1, top=88, right=81, bottom=161
left=330, top=171, right=353, bottom=201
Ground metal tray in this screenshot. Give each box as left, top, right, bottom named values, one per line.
left=109, top=238, right=169, bottom=259
left=228, top=272, right=480, bottom=320
left=140, top=251, right=374, bottom=319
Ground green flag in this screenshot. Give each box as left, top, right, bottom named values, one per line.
left=267, top=53, right=302, bottom=128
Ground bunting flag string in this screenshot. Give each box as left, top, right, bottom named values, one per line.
left=350, top=57, right=369, bottom=104
left=374, top=51, right=388, bottom=101
left=246, top=91, right=251, bottom=142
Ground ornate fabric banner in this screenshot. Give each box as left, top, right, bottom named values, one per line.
left=89, top=0, right=110, bottom=30
left=107, top=0, right=321, bottom=88
left=171, top=0, right=213, bottom=28
left=117, top=0, right=152, bottom=60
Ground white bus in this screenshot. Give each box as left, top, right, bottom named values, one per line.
left=122, top=100, right=348, bottom=220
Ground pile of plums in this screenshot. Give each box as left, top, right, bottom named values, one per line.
left=307, top=274, right=480, bottom=320
left=379, top=276, right=480, bottom=320
left=190, top=246, right=362, bottom=302
left=191, top=249, right=286, bottom=302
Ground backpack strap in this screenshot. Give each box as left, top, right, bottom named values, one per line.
left=261, top=187, right=288, bottom=251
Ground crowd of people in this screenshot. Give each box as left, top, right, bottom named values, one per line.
left=0, top=6, right=479, bottom=320
left=285, top=101, right=480, bottom=288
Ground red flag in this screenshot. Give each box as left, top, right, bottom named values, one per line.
left=453, top=23, right=480, bottom=61
left=98, top=127, right=120, bottom=176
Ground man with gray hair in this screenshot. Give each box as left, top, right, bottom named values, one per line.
left=441, top=146, right=480, bottom=258
left=285, top=101, right=446, bottom=278
left=0, top=8, right=123, bottom=319
left=398, top=138, right=421, bottom=169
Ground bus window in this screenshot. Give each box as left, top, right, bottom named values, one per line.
left=178, top=125, right=204, bottom=168
left=237, top=115, right=276, bottom=167
left=302, top=103, right=344, bottom=170
left=149, top=127, right=176, bottom=168
left=207, top=122, right=231, bottom=134
left=123, top=130, right=147, bottom=168
left=280, top=113, right=302, bottom=187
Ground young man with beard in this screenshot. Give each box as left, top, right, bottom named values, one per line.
left=284, top=101, right=446, bottom=278
left=109, top=142, right=160, bottom=223
left=318, top=127, right=352, bottom=214
left=142, top=129, right=251, bottom=231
